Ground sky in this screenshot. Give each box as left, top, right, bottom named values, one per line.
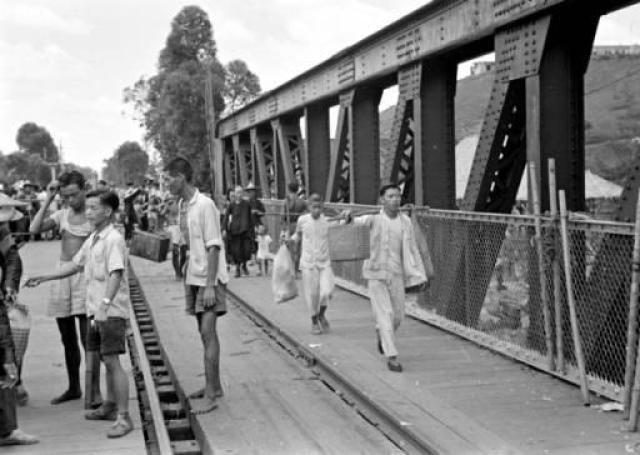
left=2, top=1, right=640, bottom=174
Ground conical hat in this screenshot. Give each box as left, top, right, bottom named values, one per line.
left=0, top=193, right=27, bottom=207
left=0, top=206, right=23, bottom=222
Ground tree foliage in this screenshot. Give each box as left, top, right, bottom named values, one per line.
left=224, top=59, right=261, bottom=114
left=16, top=122, right=59, bottom=162
left=124, top=5, right=261, bottom=189
left=4, top=151, right=51, bottom=187
left=102, top=141, right=149, bottom=186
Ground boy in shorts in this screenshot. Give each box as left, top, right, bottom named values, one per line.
left=26, top=190, right=133, bottom=438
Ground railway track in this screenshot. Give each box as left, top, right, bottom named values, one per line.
left=127, top=273, right=201, bottom=455
left=127, top=268, right=439, bottom=455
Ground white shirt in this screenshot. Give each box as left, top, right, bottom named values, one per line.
left=295, top=213, right=331, bottom=269
left=179, top=190, right=229, bottom=287
left=387, top=215, right=404, bottom=275
left=73, top=224, right=130, bottom=319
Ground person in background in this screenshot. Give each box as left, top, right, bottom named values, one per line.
left=224, top=186, right=254, bottom=278
left=282, top=182, right=307, bottom=274
left=245, top=182, right=265, bottom=262
left=0, top=197, right=28, bottom=406
left=0, top=199, right=38, bottom=447
left=97, top=180, right=109, bottom=191
left=26, top=190, right=134, bottom=438
left=29, top=171, right=102, bottom=406
left=345, top=184, right=428, bottom=373
left=164, top=156, right=228, bottom=415
left=292, top=194, right=334, bottom=334
left=255, top=224, right=273, bottom=276
left=223, top=189, right=235, bottom=268
left=166, top=199, right=187, bottom=280
left=123, top=182, right=141, bottom=241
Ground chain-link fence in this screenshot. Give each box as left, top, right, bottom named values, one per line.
left=260, top=199, right=634, bottom=400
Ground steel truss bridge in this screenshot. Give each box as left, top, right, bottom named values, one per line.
left=213, top=0, right=640, bottom=400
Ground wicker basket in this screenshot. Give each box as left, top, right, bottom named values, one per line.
left=328, top=224, right=370, bottom=262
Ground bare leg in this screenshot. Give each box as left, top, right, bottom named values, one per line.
left=191, top=311, right=221, bottom=414
left=103, top=355, right=128, bottom=414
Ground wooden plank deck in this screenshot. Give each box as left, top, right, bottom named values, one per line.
left=130, top=252, right=640, bottom=454
left=222, top=269, right=640, bottom=455
left=6, top=241, right=146, bottom=454
left=131, top=256, right=401, bottom=455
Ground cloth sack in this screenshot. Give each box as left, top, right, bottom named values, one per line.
left=409, top=212, right=435, bottom=291
left=8, top=300, right=30, bottom=365
left=272, top=244, right=298, bottom=303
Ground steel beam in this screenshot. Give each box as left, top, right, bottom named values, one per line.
left=326, top=91, right=353, bottom=202
left=351, top=87, right=382, bottom=204
left=271, top=122, right=286, bottom=198
left=232, top=134, right=251, bottom=188
left=218, top=0, right=625, bottom=138
left=272, top=117, right=305, bottom=195
left=419, top=59, right=457, bottom=209
left=250, top=127, right=274, bottom=198
left=304, top=104, right=331, bottom=197
left=223, top=138, right=235, bottom=191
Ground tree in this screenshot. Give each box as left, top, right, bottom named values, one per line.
left=223, top=59, right=261, bottom=114
left=102, top=141, right=149, bottom=186
left=4, top=151, right=51, bottom=187
left=124, top=6, right=226, bottom=190
left=16, top=122, right=59, bottom=162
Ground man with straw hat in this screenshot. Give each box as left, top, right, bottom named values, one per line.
left=0, top=196, right=38, bottom=446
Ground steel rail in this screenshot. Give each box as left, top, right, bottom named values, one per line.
left=226, top=289, right=442, bottom=455
left=128, top=288, right=174, bottom=455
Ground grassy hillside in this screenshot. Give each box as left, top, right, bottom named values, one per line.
left=379, top=55, right=640, bottom=185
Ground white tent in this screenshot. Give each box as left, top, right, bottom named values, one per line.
left=455, top=135, right=623, bottom=201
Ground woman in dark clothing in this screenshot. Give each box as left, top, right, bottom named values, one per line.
left=0, top=201, right=37, bottom=446
left=224, top=186, right=254, bottom=277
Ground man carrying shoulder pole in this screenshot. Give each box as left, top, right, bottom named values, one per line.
left=345, top=184, right=428, bottom=372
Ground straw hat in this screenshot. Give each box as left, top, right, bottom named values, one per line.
left=0, top=193, right=26, bottom=222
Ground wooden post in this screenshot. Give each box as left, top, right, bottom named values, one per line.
left=558, top=190, right=590, bottom=405
left=548, top=159, right=564, bottom=373
left=624, top=193, right=640, bottom=420
left=530, top=163, right=554, bottom=371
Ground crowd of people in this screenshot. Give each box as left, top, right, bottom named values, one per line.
left=0, top=158, right=431, bottom=446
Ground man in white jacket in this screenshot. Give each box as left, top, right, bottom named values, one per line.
left=346, top=184, right=428, bottom=372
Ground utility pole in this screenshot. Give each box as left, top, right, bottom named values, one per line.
left=199, top=49, right=224, bottom=201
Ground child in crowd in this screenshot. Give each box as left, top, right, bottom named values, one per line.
left=26, top=190, right=133, bottom=438
left=256, top=224, right=273, bottom=276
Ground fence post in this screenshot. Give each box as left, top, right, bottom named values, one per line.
left=624, top=193, right=640, bottom=421
left=558, top=190, right=590, bottom=405
left=548, top=158, right=564, bottom=373
left=529, top=162, right=555, bottom=371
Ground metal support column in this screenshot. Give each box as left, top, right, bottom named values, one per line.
left=351, top=87, right=382, bottom=204
left=250, top=126, right=275, bottom=198
left=326, top=91, right=353, bottom=202
left=304, top=104, right=331, bottom=197
left=420, top=59, right=457, bottom=208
